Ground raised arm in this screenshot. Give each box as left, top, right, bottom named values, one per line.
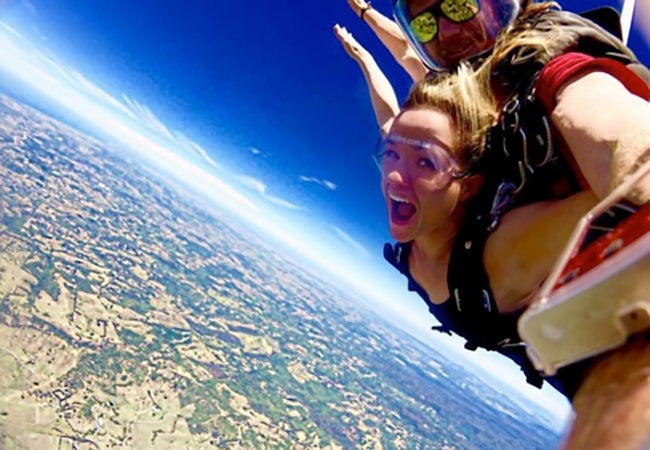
left=347, top=0, right=428, bottom=83
left=334, top=24, right=400, bottom=135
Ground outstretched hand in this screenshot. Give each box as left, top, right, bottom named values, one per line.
left=347, top=0, right=371, bottom=18
left=334, top=24, right=367, bottom=62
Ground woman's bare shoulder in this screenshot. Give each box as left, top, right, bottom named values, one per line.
left=484, top=191, right=598, bottom=312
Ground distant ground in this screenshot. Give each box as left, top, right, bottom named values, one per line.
left=0, top=94, right=563, bottom=449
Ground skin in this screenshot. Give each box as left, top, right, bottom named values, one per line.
left=406, top=0, right=501, bottom=69
left=381, top=108, right=468, bottom=300
left=384, top=106, right=650, bottom=450
left=346, top=0, right=428, bottom=81
left=373, top=2, right=650, bottom=446
left=384, top=107, right=600, bottom=310
left=551, top=71, right=650, bottom=202
left=561, top=337, right=650, bottom=450
left=333, top=24, right=400, bottom=135
left=546, top=68, right=650, bottom=450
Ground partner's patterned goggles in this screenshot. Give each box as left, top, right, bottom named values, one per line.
left=393, top=0, right=521, bottom=70
left=373, top=134, right=462, bottom=187
left=409, top=0, right=479, bottom=43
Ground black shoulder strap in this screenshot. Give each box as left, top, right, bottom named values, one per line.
left=440, top=7, right=648, bottom=392
left=386, top=240, right=545, bottom=388
left=579, top=7, right=622, bottom=39
left=384, top=242, right=455, bottom=335
left=568, top=9, right=650, bottom=83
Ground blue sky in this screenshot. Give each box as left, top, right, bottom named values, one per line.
left=0, top=0, right=647, bottom=421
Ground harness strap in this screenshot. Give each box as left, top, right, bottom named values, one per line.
left=385, top=239, right=545, bottom=387
left=386, top=8, right=648, bottom=393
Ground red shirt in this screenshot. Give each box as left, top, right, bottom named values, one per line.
left=536, top=52, right=650, bottom=112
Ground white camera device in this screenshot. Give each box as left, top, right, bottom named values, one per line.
left=519, top=162, right=650, bottom=375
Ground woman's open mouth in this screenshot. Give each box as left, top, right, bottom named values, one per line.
left=389, top=193, right=416, bottom=225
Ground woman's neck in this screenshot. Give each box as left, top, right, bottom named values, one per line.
left=409, top=211, right=464, bottom=303
left=411, top=231, right=455, bottom=265
left=412, top=202, right=465, bottom=262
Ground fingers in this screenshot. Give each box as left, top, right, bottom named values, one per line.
left=333, top=24, right=363, bottom=59
left=333, top=23, right=349, bottom=41
left=333, top=23, right=343, bottom=40
left=347, top=0, right=369, bottom=17
left=347, top=0, right=360, bottom=16
left=334, top=25, right=356, bottom=45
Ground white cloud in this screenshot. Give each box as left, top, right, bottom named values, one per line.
left=236, top=175, right=302, bottom=211
left=21, top=0, right=38, bottom=17
left=169, top=131, right=220, bottom=170
left=0, top=22, right=22, bottom=38
left=117, top=96, right=219, bottom=171
left=299, top=175, right=337, bottom=191
left=0, top=24, right=571, bottom=421
left=237, top=175, right=267, bottom=194
left=0, top=25, right=258, bottom=216
left=265, top=195, right=302, bottom=211
left=31, top=26, right=47, bottom=42
left=39, top=56, right=135, bottom=118
left=328, top=225, right=370, bottom=258
left=121, top=95, right=173, bottom=138
left=8, top=37, right=220, bottom=173
left=249, top=147, right=262, bottom=156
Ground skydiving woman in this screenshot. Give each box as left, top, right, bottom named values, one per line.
left=377, top=66, right=649, bottom=450
left=336, top=0, right=650, bottom=448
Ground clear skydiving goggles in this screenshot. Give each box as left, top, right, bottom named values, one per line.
left=373, top=133, right=466, bottom=188
left=393, top=0, right=521, bottom=70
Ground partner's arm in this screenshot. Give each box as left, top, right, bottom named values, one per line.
left=347, top=0, right=428, bottom=82
left=543, top=57, right=650, bottom=201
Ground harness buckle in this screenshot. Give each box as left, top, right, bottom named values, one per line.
left=488, top=182, right=517, bottom=231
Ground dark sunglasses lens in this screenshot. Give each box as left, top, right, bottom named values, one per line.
left=410, top=12, right=438, bottom=43
left=440, top=0, right=479, bottom=22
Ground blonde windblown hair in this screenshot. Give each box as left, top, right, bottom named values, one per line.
left=404, top=63, right=498, bottom=171
left=488, top=2, right=572, bottom=69
left=399, top=1, right=613, bottom=171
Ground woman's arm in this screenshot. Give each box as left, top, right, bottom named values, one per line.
left=334, top=24, right=400, bottom=135
left=347, top=0, right=428, bottom=82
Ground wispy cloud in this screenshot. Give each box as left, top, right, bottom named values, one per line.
left=299, top=175, right=337, bottom=191
left=12, top=39, right=220, bottom=172
left=0, top=22, right=22, bottom=38
left=265, top=195, right=302, bottom=211
left=249, top=147, right=262, bottom=156
left=0, top=25, right=257, bottom=214
left=47, top=62, right=137, bottom=118
left=121, top=95, right=173, bottom=138
left=238, top=175, right=267, bottom=194
left=169, top=131, right=220, bottom=170
left=328, top=225, right=370, bottom=258
left=119, top=96, right=219, bottom=170
left=237, top=175, right=302, bottom=211
left=20, top=0, right=38, bottom=17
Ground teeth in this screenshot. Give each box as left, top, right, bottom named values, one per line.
left=389, top=193, right=411, bottom=203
